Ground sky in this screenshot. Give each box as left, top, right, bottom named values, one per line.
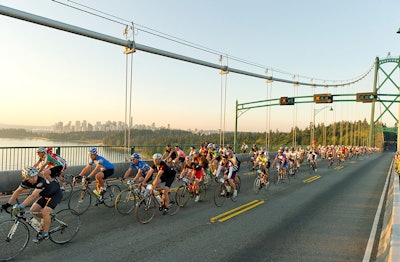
left=1, top=0, right=400, bottom=133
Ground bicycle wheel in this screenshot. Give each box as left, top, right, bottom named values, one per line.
left=199, top=183, right=207, bottom=202
left=115, top=189, right=139, bottom=215
left=176, top=185, right=190, bottom=207
left=103, top=185, right=121, bottom=208
left=68, top=189, right=92, bottom=215
left=253, top=177, right=261, bottom=194
left=167, top=191, right=180, bottom=216
left=135, top=196, right=156, bottom=224
left=214, top=184, right=226, bottom=207
left=235, top=175, right=241, bottom=193
left=49, top=209, right=80, bottom=244
left=61, top=182, right=74, bottom=201
left=274, top=171, right=280, bottom=185
left=0, top=219, right=29, bottom=261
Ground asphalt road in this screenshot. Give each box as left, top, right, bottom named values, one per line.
left=1, top=152, right=392, bottom=262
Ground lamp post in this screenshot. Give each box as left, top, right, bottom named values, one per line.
left=311, top=106, right=333, bottom=146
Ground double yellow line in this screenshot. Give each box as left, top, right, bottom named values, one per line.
left=303, top=175, right=321, bottom=183
left=210, top=199, right=264, bottom=223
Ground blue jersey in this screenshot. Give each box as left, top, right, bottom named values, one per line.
left=129, top=160, right=151, bottom=176
left=90, top=155, right=114, bottom=170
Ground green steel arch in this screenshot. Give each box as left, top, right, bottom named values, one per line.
left=369, top=57, right=400, bottom=148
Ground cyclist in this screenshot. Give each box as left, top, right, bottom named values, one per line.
left=151, top=153, right=177, bottom=214
left=272, top=149, right=288, bottom=180
left=254, top=151, right=269, bottom=186
left=215, top=154, right=239, bottom=197
left=174, top=145, right=186, bottom=170
left=307, top=149, right=318, bottom=172
left=33, top=147, right=63, bottom=182
left=1, top=166, right=62, bottom=243
left=124, top=153, right=154, bottom=193
left=78, top=148, right=115, bottom=199
left=162, top=144, right=177, bottom=164
left=326, top=147, right=334, bottom=168
left=287, top=147, right=298, bottom=175
left=46, top=147, right=67, bottom=189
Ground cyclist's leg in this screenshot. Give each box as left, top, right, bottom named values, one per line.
left=163, top=176, right=174, bottom=207
left=95, top=172, right=105, bottom=192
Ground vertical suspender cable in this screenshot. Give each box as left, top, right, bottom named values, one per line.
left=223, top=55, right=228, bottom=147
left=219, top=55, right=223, bottom=147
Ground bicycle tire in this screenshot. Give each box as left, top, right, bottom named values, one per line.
left=235, top=175, right=241, bottom=193
left=103, top=185, right=121, bottom=208
left=135, top=196, right=156, bottom=224
left=68, top=189, right=92, bottom=215
left=115, top=189, right=139, bottom=215
left=176, top=185, right=190, bottom=207
left=0, top=219, right=29, bottom=261
left=253, top=177, right=261, bottom=194
left=49, top=209, right=80, bottom=244
left=274, top=171, right=280, bottom=185
left=214, top=184, right=226, bottom=207
left=199, top=183, right=207, bottom=202
left=167, top=191, right=180, bottom=216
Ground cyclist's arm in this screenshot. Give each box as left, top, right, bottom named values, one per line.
left=21, top=188, right=42, bottom=208
left=87, top=164, right=101, bottom=179
left=142, top=168, right=154, bottom=184
left=78, top=164, right=92, bottom=177
left=4, top=185, right=24, bottom=205
left=123, top=167, right=133, bottom=178
left=132, top=169, right=142, bottom=182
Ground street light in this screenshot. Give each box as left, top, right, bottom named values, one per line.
left=311, top=106, right=333, bottom=146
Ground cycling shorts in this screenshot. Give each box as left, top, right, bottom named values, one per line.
left=160, top=175, right=174, bottom=188
left=103, top=169, right=114, bottom=179
left=36, top=192, right=62, bottom=209
left=50, top=165, right=63, bottom=178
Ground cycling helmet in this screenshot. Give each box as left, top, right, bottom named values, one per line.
left=37, top=147, right=46, bottom=153
left=88, top=148, right=98, bottom=155
left=131, top=153, right=141, bottom=159
left=46, top=147, right=53, bottom=154
left=152, top=153, right=162, bottom=160
left=22, top=166, right=38, bottom=178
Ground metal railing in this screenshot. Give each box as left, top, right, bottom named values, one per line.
left=0, top=145, right=167, bottom=171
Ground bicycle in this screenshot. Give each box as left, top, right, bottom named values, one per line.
left=214, top=175, right=241, bottom=207
left=114, top=179, right=144, bottom=215
left=308, top=160, right=317, bottom=174
left=327, top=156, right=334, bottom=168
left=253, top=170, right=270, bottom=194
left=287, top=160, right=297, bottom=179
left=175, top=177, right=207, bottom=207
left=0, top=206, right=80, bottom=261
left=273, top=164, right=288, bottom=185
left=68, top=176, right=121, bottom=215
left=135, top=187, right=180, bottom=224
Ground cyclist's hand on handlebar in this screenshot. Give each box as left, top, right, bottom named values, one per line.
left=11, top=204, right=24, bottom=216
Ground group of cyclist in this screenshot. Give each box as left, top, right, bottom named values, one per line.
left=1, top=142, right=376, bottom=244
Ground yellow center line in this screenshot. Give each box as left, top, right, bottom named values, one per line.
left=218, top=200, right=265, bottom=222
left=303, top=175, right=321, bottom=183
left=210, top=199, right=264, bottom=223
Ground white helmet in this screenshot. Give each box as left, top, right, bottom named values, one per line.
left=152, top=153, right=162, bottom=160
left=22, top=166, right=38, bottom=178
